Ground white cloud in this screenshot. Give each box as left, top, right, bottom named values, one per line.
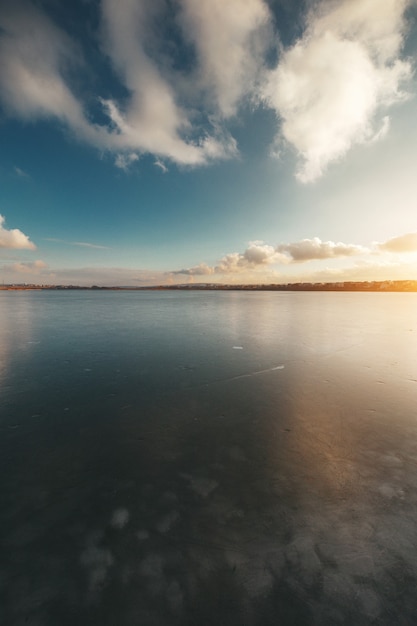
left=368, top=115, right=391, bottom=144
left=209, top=241, right=282, bottom=275
left=215, top=241, right=283, bottom=273
left=376, top=232, right=417, bottom=253
left=0, top=0, right=414, bottom=179
left=0, top=0, right=239, bottom=168
left=173, top=242, right=275, bottom=276
left=262, top=0, right=413, bottom=181
left=72, top=242, right=110, bottom=250
left=97, top=0, right=239, bottom=165
left=173, top=237, right=369, bottom=276
left=44, top=238, right=109, bottom=249
left=154, top=159, right=168, bottom=174
left=178, top=0, right=270, bottom=117
left=6, top=259, right=47, bottom=274
left=114, top=152, right=139, bottom=171
left=172, top=262, right=214, bottom=276
left=277, top=237, right=368, bottom=261
left=0, top=2, right=96, bottom=141
left=0, top=214, right=36, bottom=250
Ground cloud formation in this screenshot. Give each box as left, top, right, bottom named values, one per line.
left=72, top=242, right=110, bottom=250
left=7, top=259, right=47, bottom=274
left=96, top=0, right=247, bottom=164
left=173, top=262, right=214, bottom=276
left=173, top=242, right=281, bottom=276
left=45, top=238, right=109, bottom=249
left=262, top=0, right=413, bottom=181
left=376, top=232, right=417, bottom=253
left=173, top=237, right=368, bottom=276
left=0, top=2, right=95, bottom=140
left=44, top=266, right=168, bottom=287
left=114, top=153, right=139, bottom=171
left=0, top=0, right=413, bottom=178
left=154, top=159, right=168, bottom=174
left=215, top=242, right=282, bottom=273
left=276, top=237, right=367, bottom=261
left=0, top=214, right=36, bottom=249
left=179, top=0, right=270, bottom=117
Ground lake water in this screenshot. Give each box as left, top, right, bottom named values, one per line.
left=2, top=290, right=417, bottom=625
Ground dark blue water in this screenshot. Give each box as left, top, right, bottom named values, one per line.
left=1, top=290, right=417, bottom=625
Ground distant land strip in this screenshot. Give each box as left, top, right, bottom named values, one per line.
left=1, top=281, right=417, bottom=292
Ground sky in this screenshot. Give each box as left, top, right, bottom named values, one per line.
left=1, top=0, right=417, bottom=286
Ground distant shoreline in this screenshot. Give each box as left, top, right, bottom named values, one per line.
left=1, top=280, right=417, bottom=292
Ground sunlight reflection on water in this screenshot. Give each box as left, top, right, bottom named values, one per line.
left=1, top=291, right=417, bottom=625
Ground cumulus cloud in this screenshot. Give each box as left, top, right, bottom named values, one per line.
left=277, top=237, right=368, bottom=261
left=172, top=243, right=279, bottom=277
left=376, top=232, right=417, bottom=253
left=0, top=214, right=36, bottom=250
left=172, top=262, right=214, bottom=276
left=215, top=242, right=282, bottom=273
left=262, top=0, right=413, bottom=181
left=173, top=233, right=417, bottom=281
left=173, top=237, right=368, bottom=276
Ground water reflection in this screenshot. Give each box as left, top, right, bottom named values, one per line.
left=0, top=292, right=36, bottom=408
left=1, top=291, right=417, bottom=625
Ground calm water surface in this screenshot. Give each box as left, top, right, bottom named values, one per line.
left=1, top=290, right=417, bottom=625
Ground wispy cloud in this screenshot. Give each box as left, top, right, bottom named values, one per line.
left=14, top=166, right=30, bottom=179
left=0, top=2, right=95, bottom=140
left=0, top=214, right=36, bottom=250
left=72, top=242, right=110, bottom=250
left=45, top=238, right=109, bottom=250
left=0, top=260, right=169, bottom=286
left=97, top=0, right=240, bottom=166
left=114, top=152, right=139, bottom=171
left=154, top=159, right=168, bottom=174
left=40, top=266, right=167, bottom=287
left=178, top=0, right=271, bottom=117
left=6, top=259, right=47, bottom=274
left=298, top=258, right=417, bottom=284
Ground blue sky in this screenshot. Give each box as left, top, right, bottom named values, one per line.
left=1, top=0, right=417, bottom=285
